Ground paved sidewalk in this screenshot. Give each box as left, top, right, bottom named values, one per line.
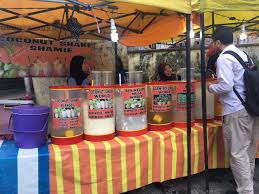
left=125, top=159, right=259, bottom=194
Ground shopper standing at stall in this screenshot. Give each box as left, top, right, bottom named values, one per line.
left=208, top=26, right=258, bottom=194
left=206, top=42, right=221, bottom=77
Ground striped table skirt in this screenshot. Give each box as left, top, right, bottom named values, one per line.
left=49, top=121, right=230, bottom=194
left=1, top=121, right=258, bottom=194
left=0, top=140, right=49, bottom=194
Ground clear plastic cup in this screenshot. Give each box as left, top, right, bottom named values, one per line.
left=126, top=71, right=135, bottom=85
left=135, top=71, right=143, bottom=84
left=179, top=68, right=195, bottom=81
left=102, top=71, right=113, bottom=86
left=91, top=71, right=102, bottom=86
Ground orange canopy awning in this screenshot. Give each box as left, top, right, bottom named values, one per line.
left=120, top=14, right=185, bottom=46
left=0, top=0, right=192, bottom=46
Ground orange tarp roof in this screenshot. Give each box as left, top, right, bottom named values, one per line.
left=120, top=14, right=185, bottom=46
left=0, top=0, right=192, bottom=46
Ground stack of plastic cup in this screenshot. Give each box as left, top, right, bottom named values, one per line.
left=125, top=71, right=143, bottom=84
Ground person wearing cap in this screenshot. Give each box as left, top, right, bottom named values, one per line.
left=208, top=26, right=257, bottom=194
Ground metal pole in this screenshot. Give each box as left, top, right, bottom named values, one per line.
left=212, top=12, right=215, bottom=34
left=185, top=14, right=192, bottom=194
left=24, top=77, right=32, bottom=96
left=114, top=42, right=119, bottom=84
left=200, top=13, right=210, bottom=194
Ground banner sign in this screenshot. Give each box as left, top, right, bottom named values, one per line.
left=0, top=37, right=94, bottom=78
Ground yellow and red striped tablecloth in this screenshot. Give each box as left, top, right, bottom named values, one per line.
left=49, top=121, right=229, bottom=194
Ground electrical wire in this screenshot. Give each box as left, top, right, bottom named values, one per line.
left=90, top=5, right=100, bottom=34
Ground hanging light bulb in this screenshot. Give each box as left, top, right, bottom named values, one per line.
left=190, top=21, right=195, bottom=39
left=110, top=19, right=119, bottom=42
left=190, top=30, right=195, bottom=39
left=240, top=24, right=247, bottom=41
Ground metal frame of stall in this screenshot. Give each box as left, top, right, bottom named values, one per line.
left=183, top=13, right=213, bottom=194
left=0, top=3, right=173, bottom=41
left=186, top=13, right=209, bottom=194
left=199, top=13, right=209, bottom=194
left=185, top=14, right=193, bottom=194
left=0, top=2, right=208, bottom=193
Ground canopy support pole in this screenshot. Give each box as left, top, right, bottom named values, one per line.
left=65, top=4, right=69, bottom=23
left=0, top=23, right=59, bottom=40
left=185, top=14, right=192, bottom=194
left=212, top=12, right=215, bottom=33
left=58, top=7, right=66, bottom=40
left=200, top=13, right=210, bottom=194
left=114, top=42, right=119, bottom=84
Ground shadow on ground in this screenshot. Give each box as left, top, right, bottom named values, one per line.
left=124, top=159, right=259, bottom=194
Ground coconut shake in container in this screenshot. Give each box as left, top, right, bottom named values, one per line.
left=147, top=82, right=174, bottom=131
left=83, top=71, right=115, bottom=141
left=49, top=86, right=83, bottom=145
left=171, top=81, right=196, bottom=128
left=195, top=79, right=215, bottom=123
left=115, top=71, right=147, bottom=136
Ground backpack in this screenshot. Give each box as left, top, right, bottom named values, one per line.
left=223, top=50, right=259, bottom=116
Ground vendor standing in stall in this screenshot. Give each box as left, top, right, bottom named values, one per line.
left=68, top=55, right=91, bottom=85
left=158, top=62, right=180, bottom=81
left=208, top=26, right=258, bottom=194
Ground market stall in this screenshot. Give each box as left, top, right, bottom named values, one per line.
left=0, top=1, right=193, bottom=194
left=0, top=1, right=259, bottom=194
